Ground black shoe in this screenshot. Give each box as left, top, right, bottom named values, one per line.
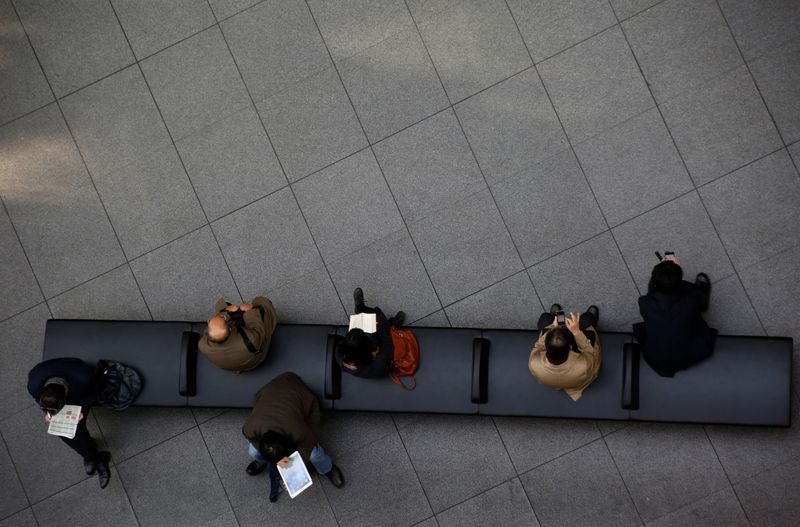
left=549, top=303, right=563, bottom=315
left=388, top=311, right=406, bottom=327
left=246, top=460, right=268, bottom=476
left=696, top=273, right=711, bottom=292
left=84, top=458, right=97, bottom=476
left=324, top=464, right=345, bottom=488
left=97, top=451, right=111, bottom=489
left=353, top=288, right=365, bottom=312
left=586, top=305, right=599, bottom=327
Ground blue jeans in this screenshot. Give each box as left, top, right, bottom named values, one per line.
left=247, top=442, right=332, bottom=474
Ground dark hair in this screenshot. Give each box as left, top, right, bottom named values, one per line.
left=544, top=326, right=574, bottom=364
left=39, top=384, right=67, bottom=413
left=651, top=261, right=682, bottom=294
left=339, top=328, right=376, bottom=368
left=258, top=430, right=295, bottom=464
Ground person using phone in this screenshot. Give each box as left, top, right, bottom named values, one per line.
left=634, top=254, right=717, bottom=377
left=528, top=303, right=602, bottom=401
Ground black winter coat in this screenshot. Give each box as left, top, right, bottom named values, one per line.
left=27, top=358, right=99, bottom=413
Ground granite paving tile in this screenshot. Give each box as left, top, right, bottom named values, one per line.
left=701, top=274, right=765, bottom=337
left=47, top=265, right=150, bottom=320
left=212, top=187, right=324, bottom=298
left=395, top=414, right=516, bottom=513
left=220, top=0, right=331, bottom=101
left=612, top=191, right=734, bottom=292
left=327, top=228, right=441, bottom=323
left=0, top=0, right=52, bottom=125
left=408, top=189, right=523, bottom=306
left=734, top=456, right=800, bottom=527
left=265, top=266, right=348, bottom=325
left=405, top=0, right=460, bottom=20
left=0, top=306, right=49, bottom=422
left=660, top=65, right=782, bottom=185
left=412, top=518, right=439, bottom=527
left=373, top=109, right=485, bottom=222
left=94, top=407, right=197, bottom=463
left=520, top=439, right=640, bottom=526
left=410, top=309, right=451, bottom=328
left=234, top=481, right=338, bottom=527
left=413, top=0, right=532, bottom=102
left=130, top=227, right=242, bottom=321
left=14, top=0, right=134, bottom=97
left=111, top=0, right=215, bottom=60
left=256, top=67, right=367, bottom=182
left=699, top=149, right=800, bottom=271
left=537, top=26, right=654, bottom=143
left=293, top=149, right=403, bottom=261
left=527, top=232, right=641, bottom=330
left=338, top=25, right=449, bottom=143
left=0, top=206, right=42, bottom=320
left=454, top=68, right=568, bottom=184
left=647, top=485, right=749, bottom=527
left=0, top=508, right=36, bottom=527
left=435, top=478, right=539, bottom=527
left=0, top=432, right=27, bottom=521
left=507, top=0, right=617, bottom=63
left=444, top=272, right=542, bottom=329
left=791, top=141, right=800, bottom=166
left=574, top=108, right=694, bottom=226
left=749, top=37, right=800, bottom=145
left=622, top=0, right=743, bottom=103
left=319, top=412, right=397, bottom=461
left=0, top=104, right=125, bottom=297
left=191, top=408, right=228, bottom=425
left=718, top=0, right=800, bottom=60
left=610, top=0, right=663, bottom=20
left=207, top=0, right=259, bottom=21
left=31, top=474, right=137, bottom=527
left=141, top=26, right=251, bottom=140
left=597, top=420, right=629, bottom=436
left=491, top=148, right=607, bottom=266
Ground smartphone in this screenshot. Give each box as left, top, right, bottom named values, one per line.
left=664, top=251, right=676, bottom=261
left=556, top=311, right=566, bottom=325
left=654, top=251, right=662, bottom=260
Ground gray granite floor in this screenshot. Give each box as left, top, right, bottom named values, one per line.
left=1, top=0, right=799, bottom=526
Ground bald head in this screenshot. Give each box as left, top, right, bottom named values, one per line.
left=207, top=315, right=230, bottom=343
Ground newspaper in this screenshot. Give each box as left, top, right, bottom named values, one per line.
left=349, top=313, right=376, bottom=333
left=277, top=451, right=313, bottom=499
left=47, top=405, right=82, bottom=439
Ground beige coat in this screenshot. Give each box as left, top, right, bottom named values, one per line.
left=199, top=296, right=277, bottom=372
left=528, top=327, right=602, bottom=401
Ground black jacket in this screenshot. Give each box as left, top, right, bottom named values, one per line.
left=634, top=281, right=717, bottom=377
left=335, top=308, right=394, bottom=378
left=27, top=358, right=99, bottom=413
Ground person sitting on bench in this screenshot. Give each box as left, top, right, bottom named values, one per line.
left=335, top=288, right=404, bottom=378
left=634, top=257, right=717, bottom=377
left=199, top=296, right=277, bottom=373
left=528, top=304, right=601, bottom=401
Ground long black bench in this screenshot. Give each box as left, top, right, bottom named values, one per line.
left=42, top=319, right=793, bottom=426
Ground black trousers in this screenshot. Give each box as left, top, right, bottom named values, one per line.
left=60, top=413, right=100, bottom=463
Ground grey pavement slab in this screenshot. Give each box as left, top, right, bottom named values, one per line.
left=749, top=37, right=800, bottom=145
left=201, top=510, right=239, bottom=527
left=435, top=478, right=540, bottom=527
left=293, top=148, right=403, bottom=261
left=521, top=439, right=640, bottom=526
left=408, top=189, right=523, bottom=306
left=111, top=0, right=215, bottom=60
left=701, top=274, right=765, bottom=337
left=374, top=109, right=485, bottom=222
left=0, top=432, right=27, bottom=520
left=660, top=65, right=782, bottom=185
left=699, top=149, right=800, bottom=271
left=444, top=271, right=542, bottom=329
left=610, top=0, right=663, bottom=20
left=338, top=25, right=449, bottom=143
left=574, top=108, right=694, bottom=226
left=455, top=68, right=568, bottom=184
left=622, top=0, right=742, bottom=103
left=0, top=508, right=35, bottom=527
left=0, top=305, right=49, bottom=422
left=320, top=411, right=397, bottom=461
left=212, top=187, right=324, bottom=298
left=791, top=141, right=800, bottom=166
left=59, top=65, right=172, bottom=178
left=528, top=232, right=641, bottom=330
left=493, top=416, right=601, bottom=474
left=718, top=0, right=800, bottom=60
left=537, top=26, right=654, bottom=144
left=220, top=0, right=331, bottom=102
left=597, top=420, right=629, bottom=436
left=413, top=0, right=532, bottom=102
left=31, top=473, right=137, bottom=527
left=0, top=206, right=42, bottom=321
left=413, top=518, right=438, bottom=527
left=307, top=0, right=413, bottom=61
left=207, top=0, right=259, bottom=21
left=192, top=407, right=228, bottom=425
left=265, top=265, right=347, bottom=325
left=0, top=104, right=125, bottom=297
left=118, top=428, right=232, bottom=527
left=491, top=148, right=606, bottom=266
left=141, top=26, right=251, bottom=140
left=321, top=432, right=432, bottom=526
left=93, top=146, right=206, bottom=259
left=0, top=0, right=52, bottom=125
left=176, top=105, right=286, bottom=221
left=94, top=407, right=197, bottom=463
left=234, top=479, right=338, bottom=527
left=735, top=456, right=800, bottom=527
left=605, top=423, right=729, bottom=522
left=256, top=67, right=367, bottom=182
left=612, top=191, right=734, bottom=291
left=327, top=228, right=442, bottom=323
left=647, top=485, right=749, bottom=527
left=410, top=309, right=451, bottom=327
left=507, top=0, right=617, bottom=63
left=395, top=414, right=516, bottom=513
left=14, top=0, right=134, bottom=97
left=47, top=265, right=150, bottom=321
left=130, top=227, right=242, bottom=321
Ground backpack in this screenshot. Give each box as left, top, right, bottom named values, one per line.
left=389, top=327, right=419, bottom=391
left=96, top=360, right=143, bottom=411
